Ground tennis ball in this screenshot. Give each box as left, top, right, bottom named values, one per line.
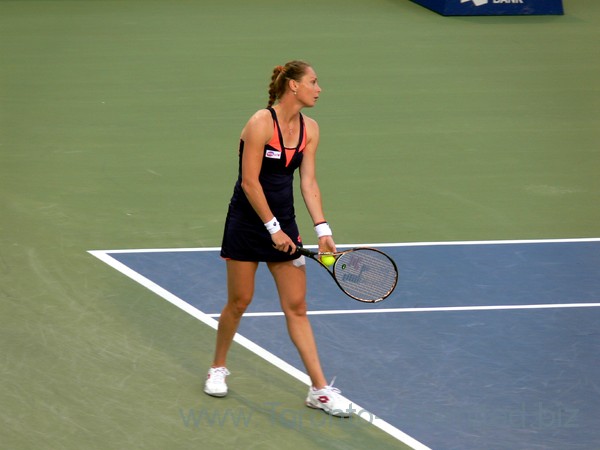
left=320, top=255, right=335, bottom=267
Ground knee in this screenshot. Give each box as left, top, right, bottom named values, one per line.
left=226, top=295, right=252, bottom=318
left=283, top=297, right=308, bottom=317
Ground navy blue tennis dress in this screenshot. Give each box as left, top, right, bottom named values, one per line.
left=220, top=107, right=307, bottom=262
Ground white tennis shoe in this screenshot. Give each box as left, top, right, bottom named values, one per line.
left=305, top=383, right=354, bottom=417
left=204, top=367, right=230, bottom=397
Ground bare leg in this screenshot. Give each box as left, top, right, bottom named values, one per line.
left=211, top=260, right=258, bottom=367
left=267, top=260, right=327, bottom=389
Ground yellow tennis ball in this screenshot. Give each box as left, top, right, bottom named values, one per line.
left=320, top=255, right=335, bottom=267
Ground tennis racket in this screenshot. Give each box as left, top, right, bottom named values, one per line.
left=296, top=247, right=398, bottom=303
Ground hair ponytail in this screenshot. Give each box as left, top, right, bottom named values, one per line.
left=266, top=60, right=310, bottom=108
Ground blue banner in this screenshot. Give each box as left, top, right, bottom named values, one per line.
left=411, top=0, right=564, bottom=16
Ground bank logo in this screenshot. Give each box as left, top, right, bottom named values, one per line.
left=461, top=0, right=526, bottom=5
left=461, top=0, right=488, bottom=5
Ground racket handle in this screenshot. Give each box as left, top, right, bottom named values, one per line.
left=295, top=247, right=315, bottom=257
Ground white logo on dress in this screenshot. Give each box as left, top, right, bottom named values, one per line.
left=265, top=150, right=282, bottom=159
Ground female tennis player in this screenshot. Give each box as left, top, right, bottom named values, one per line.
left=204, top=60, right=352, bottom=417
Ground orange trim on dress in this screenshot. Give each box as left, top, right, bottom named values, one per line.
left=267, top=121, right=281, bottom=151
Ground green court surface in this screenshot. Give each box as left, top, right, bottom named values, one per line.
left=1, top=1, right=598, bottom=449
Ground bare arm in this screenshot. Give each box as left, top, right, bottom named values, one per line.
left=299, top=117, right=336, bottom=253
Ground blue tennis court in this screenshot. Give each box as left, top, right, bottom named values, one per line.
left=90, top=238, right=600, bottom=450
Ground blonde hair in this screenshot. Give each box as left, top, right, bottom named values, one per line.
left=267, top=60, right=311, bottom=108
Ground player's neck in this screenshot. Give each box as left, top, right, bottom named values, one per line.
left=273, top=102, right=301, bottom=129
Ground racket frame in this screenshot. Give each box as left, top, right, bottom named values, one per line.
left=296, top=247, right=398, bottom=303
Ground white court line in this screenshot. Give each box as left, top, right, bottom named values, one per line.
left=207, top=302, right=600, bottom=318
left=88, top=249, right=432, bottom=450
left=88, top=236, right=600, bottom=254
left=355, top=237, right=600, bottom=248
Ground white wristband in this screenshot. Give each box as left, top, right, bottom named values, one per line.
left=264, top=217, right=281, bottom=235
left=314, top=222, right=332, bottom=238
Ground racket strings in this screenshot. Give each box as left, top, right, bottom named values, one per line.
left=334, top=250, right=397, bottom=302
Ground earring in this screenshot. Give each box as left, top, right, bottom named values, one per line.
left=293, top=90, right=297, bottom=95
